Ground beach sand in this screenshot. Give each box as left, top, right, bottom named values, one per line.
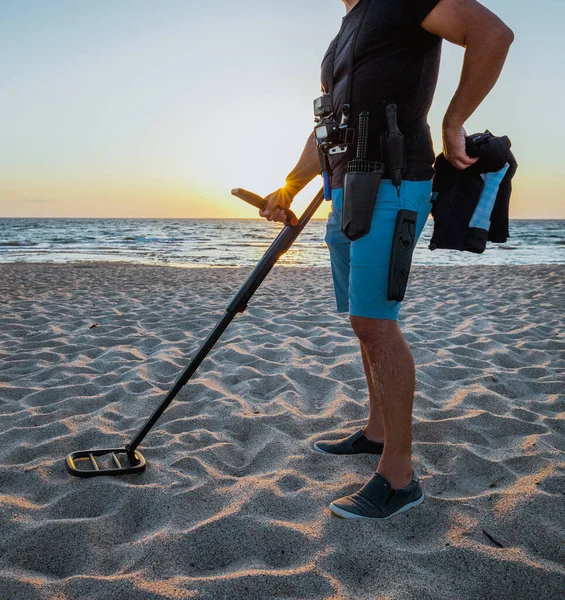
left=0, top=262, right=564, bottom=600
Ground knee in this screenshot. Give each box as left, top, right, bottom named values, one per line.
left=350, top=315, right=398, bottom=346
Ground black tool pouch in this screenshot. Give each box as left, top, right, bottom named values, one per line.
left=341, top=111, right=384, bottom=241
left=342, top=168, right=384, bottom=241
left=388, top=209, right=418, bottom=301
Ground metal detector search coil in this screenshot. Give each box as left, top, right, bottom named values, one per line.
left=66, top=448, right=146, bottom=477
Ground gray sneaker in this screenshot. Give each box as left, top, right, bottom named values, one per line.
left=330, top=472, right=424, bottom=520
left=314, top=429, right=384, bottom=455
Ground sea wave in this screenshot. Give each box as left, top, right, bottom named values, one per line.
left=123, top=236, right=184, bottom=243
left=0, top=240, right=38, bottom=247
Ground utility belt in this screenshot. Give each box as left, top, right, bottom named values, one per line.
left=317, top=101, right=414, bottom=238
left=342, top=112, right=428, bottom=181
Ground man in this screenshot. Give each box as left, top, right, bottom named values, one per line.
left=260, top=0, right=514, bottom=519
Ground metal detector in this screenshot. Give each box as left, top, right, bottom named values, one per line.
left=65, top=187, right=325, bottom=477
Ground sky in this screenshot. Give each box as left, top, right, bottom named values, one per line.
left=1, top=0, right=563, bottom=219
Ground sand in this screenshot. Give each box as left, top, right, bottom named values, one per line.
left=0, top=262, right=564, bottom=600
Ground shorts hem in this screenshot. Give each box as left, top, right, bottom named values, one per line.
left=349, top=305, right=400, bottom=321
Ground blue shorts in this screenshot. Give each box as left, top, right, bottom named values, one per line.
left=324, top=179, right=433, bottom=321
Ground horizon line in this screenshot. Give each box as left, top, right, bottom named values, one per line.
left=1, top=216, right=564, bottom=221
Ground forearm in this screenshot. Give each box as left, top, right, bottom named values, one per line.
left=284, top=132, right=320, bottom=196
left=443, top=27, right=514, bottom=130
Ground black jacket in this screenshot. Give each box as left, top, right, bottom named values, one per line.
left=429, top=131, right=518, bottom=253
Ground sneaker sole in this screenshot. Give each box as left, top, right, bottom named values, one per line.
left=329, top=493, right=425, bottom=520
left=313, top=442, right=383, bottom=456
left=313, top=442, right=336, bottom=455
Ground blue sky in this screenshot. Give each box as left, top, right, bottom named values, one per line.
left=1, top=0, right=563, bottom=218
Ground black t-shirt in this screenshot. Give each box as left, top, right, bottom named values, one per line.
left=321, top=0, right=442, bottom=187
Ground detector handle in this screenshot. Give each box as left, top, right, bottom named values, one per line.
left=231, top=188, right=299, bottom=226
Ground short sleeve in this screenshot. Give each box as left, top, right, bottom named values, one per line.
left=407, top=0, right=441, bottom=24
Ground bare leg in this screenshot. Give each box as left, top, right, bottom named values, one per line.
left=351, top=315, right=415, bottom=489
left=360, top=344, right=385, bottom=443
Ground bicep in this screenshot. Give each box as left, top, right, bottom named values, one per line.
left=421, top=0, right=512, bottom=47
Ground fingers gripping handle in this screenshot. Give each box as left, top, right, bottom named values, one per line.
left=231, top=188, right=299, bottom=227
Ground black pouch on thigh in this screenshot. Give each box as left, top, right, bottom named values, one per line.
left=341, top=111, right=384, bottom=241
left=388, top=209, right=418, bottom=301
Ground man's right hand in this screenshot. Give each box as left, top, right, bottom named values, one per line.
left=442, top=125, right=479, bottom=171
left=259, top=187, right=295, bottom=224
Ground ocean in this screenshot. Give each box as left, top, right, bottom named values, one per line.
left=0, top=218, right=563, bottom=268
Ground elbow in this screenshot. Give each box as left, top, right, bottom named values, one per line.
left=493, top=22, right=514, bottom=47
left=500, top=25, right=515, bottom=47
left=466, top=22, right=514, bottom=50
